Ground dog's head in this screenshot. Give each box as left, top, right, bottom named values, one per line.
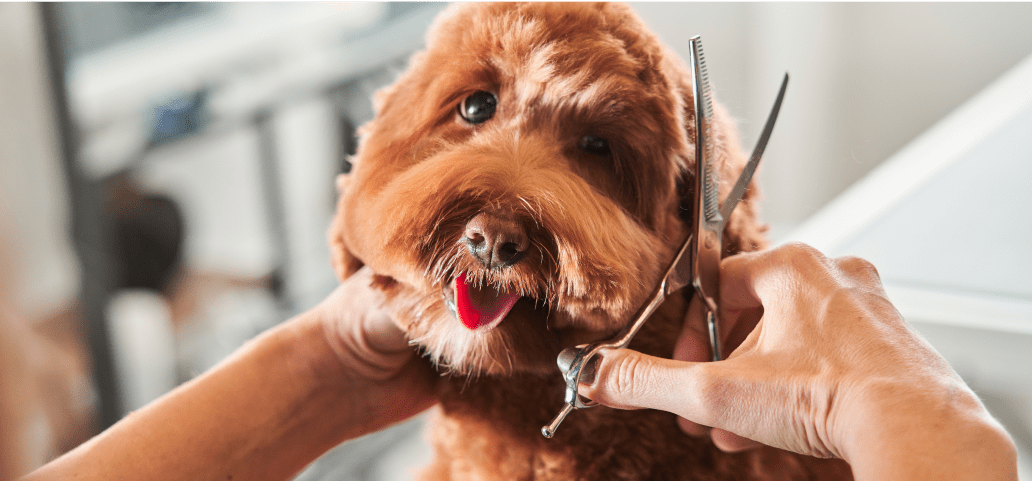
left=329, top=3, right=765, bottom=376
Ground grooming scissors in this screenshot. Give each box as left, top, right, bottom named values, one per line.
left=542, top=36, right=789, bottom=438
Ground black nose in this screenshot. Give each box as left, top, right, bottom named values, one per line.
left=464, top=213, right=529, bottom=269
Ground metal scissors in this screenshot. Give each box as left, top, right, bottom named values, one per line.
left=542, top=36, right=788, bottom=438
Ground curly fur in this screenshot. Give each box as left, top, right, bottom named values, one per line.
left=329, top=3, right=852, bottom=479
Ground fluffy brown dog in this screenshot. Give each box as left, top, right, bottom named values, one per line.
left=329, top=3, right=852, bottom=480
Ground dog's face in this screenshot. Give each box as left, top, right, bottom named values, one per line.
left=330, top=3, right=756, bottom=376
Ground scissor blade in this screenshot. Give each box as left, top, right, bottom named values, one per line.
left=662, top=233, right=695, bottom=295
left=688, top=36, right=721, bottom=302
left=689, top=36, right=724, bottom=362
left=719, top=73, right=789, bottom=223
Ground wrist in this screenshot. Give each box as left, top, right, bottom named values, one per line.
left=841, top=377, right=1017, bottom=480
left=304, top=287, right=438, bottom=436
left=252, top=311, right=359, bottom=438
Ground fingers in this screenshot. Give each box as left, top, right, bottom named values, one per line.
left=711, top=428, right=763, bottom=452
left=584, top=348, right=775, bottom=448
left=720, top=306, right=763, bottom=357
left=581, top=348, right=731, bottom=431
left=673, top=297, right=714, bottom=364
left=580, top=349, right=686, bottom=412
left=672, top=298, right=715, bottom=436
left=332, top=268, right=411, bottom=355
left=721, top=243, right=878, bottom=313
left=718, top=246, right=782, bottom=312
left=586, top=243, right=895, bottom=459
left=677, top=416, right=711, bottom=437
left=321, top=268, right=417, bottom=380
left=673, top=289, right=764, bottom=437
left=831, top=255, right=888, bottom=296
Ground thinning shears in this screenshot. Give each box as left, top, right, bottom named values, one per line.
left=542, top=36, right=789, bottom=438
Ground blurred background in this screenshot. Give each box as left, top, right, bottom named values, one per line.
left=0, top=2, right=1029, bottom=480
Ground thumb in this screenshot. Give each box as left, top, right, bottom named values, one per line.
left=580, top=348, right=719, bottom=427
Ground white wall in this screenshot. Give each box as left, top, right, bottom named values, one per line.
left=0, top=3, right=79, bottom=319
left=631, top=2, right=1032, bottom=237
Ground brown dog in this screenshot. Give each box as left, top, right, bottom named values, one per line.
left=329, top=3, right=852, bottom=480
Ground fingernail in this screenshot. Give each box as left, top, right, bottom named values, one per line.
left=579, top=352, right=603, bottom=385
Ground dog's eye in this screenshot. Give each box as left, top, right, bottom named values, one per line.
left=458, top=91, right=498, bottom=124
left=580, top=135, right=611, bottom=157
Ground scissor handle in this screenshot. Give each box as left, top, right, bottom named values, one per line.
left=542, top=270, right=678, bottom=438
left=541, top=343, right=606, bottom=438
left=558, top=342, right=609, bottom=406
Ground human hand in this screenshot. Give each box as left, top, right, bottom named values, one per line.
left=312, top=266, right=438, bottom=439
left=581, top=243, right=1015, bottom=477
left=21, top=266, right=440, bottom=481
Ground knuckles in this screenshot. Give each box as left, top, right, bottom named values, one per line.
left=765, top=243, right=883, bottom=291
left=593, top=349, right=657, bottom=408
left=832, top=255, right=881, bottom=283
left=773, top=242, right=829, bottom=273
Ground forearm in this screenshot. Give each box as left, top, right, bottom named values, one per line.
left=844, top=381, right=1018, bottom=481
left=24, top=311, right=361, bottom=481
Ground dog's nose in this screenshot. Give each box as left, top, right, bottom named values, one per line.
left=464, top=213, right=529, bottom=269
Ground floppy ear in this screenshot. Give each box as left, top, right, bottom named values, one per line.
left=328, top=173, right=364, bottom=281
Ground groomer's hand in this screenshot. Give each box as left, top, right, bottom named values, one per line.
left=314, top=266, right=439, bottom=438
left=581, top=243, right=1016, bottom=480
left=25, top=267, right=438, bottom=481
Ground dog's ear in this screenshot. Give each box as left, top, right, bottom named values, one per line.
left=328, top=173, right=364, bottom=281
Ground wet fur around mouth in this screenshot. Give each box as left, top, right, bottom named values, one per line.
left=328, top=3, right=852, bottom=480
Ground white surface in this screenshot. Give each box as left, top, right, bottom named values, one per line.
left=789, top=49, right=1032, bottom=266
left=830, top=103, right=1032, bottom=300
left=107, top=290, right=177, bottom=412
left=0, top=3, right=80, bottom=319
left=787, top=50, right=1032, bottom=329
left=267, top=99, right=341, bottom=310
left=887, top=284, right=1032, bottom=337
left=787, top=50, right=1032, bottom=478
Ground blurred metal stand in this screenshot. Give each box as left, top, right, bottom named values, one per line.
left=254, top=109, right=294, bottom=313
left=38, top=2, right=123, bottom=429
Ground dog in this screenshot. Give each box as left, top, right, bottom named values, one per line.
left=329, top=3, right=853, bottom=480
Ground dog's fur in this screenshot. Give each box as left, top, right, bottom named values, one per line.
left=329, top=3, right=852, bottom=480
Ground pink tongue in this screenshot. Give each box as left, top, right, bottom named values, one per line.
left=454, top=271, right=521, bottom=330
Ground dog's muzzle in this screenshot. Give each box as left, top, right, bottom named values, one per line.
left=450, top=212, right=532, bottom=330
left=463, top=212, right=529, bottom=269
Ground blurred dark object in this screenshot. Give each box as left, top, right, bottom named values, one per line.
left=106, top=176, right=185, bottom=295
left=338, top=116, right=356, bottom=175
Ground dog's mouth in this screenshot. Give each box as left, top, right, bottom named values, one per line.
left=448, top=271, right=524, bottom=330
left=413, top=246, right=652, bottom=375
